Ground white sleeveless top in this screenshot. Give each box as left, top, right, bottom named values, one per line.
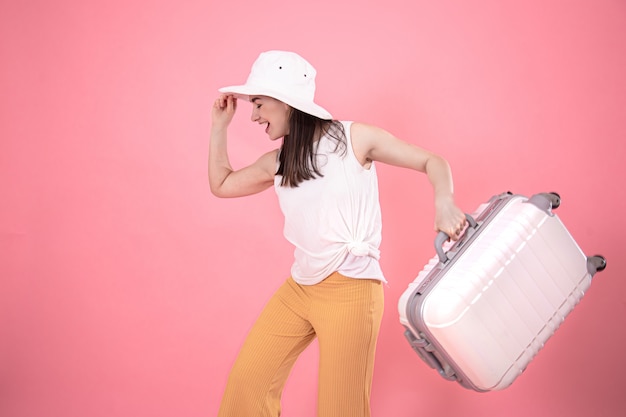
left=274, top=121, right=386, bottom=285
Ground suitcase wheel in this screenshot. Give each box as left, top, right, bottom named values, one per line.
left=528, top=192, right=561, bottom=212
left=587, top=255, right=607, bottom=274
left=548, top=192, right=561, bottom=209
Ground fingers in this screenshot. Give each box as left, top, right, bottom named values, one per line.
left=435, top=216, right=467, bottom=240
left=213, top=94, right=237, bottom=110
left=227, top=94, right=237, bottom=112
left=452, top=216, right=467, bottom=238
left=213, top=95, right=224, bottom=110
left=211, top=94, right=238, bottom=128
left=456, top=217, right=467, bottom=233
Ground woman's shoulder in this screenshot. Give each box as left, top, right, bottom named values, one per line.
left=260, top=148, right=280, bottom=162
left=347, top=122, right=401, bottom=165
left=349, top=121, right=382, bottom=135
left=254, top=148, right=280, bottom=173
left=339, top=122, right=378, bottom=166
left=348, top=122, right=384, bottom=147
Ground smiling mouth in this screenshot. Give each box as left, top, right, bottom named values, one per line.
left=265, top=123, right=270, bottom=134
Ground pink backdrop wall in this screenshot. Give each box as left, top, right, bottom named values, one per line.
left=2, top=1, right=625, bottom=416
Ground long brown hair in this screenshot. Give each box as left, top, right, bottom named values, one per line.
left=277, top=108, right=346, bottom=187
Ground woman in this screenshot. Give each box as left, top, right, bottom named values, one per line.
left=210, top=50, right=466, bottom=417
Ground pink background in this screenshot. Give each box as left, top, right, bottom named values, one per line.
left=2, top=1, right=625, bottom=416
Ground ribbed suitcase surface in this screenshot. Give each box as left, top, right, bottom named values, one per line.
left=398, top=192, right=606, bottom=391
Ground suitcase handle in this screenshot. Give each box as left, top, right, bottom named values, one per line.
left=434, top=214, right=478, bottom=263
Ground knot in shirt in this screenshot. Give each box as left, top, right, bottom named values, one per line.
left=347, top=241, right=381, bottom=259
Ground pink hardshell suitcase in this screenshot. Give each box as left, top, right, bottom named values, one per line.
left=398, top=192, right=606, bottom=392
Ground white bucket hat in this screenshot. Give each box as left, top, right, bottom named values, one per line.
left=218, top=50, right=332, bottom=120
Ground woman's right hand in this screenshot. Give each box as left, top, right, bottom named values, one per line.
left=211, top=94, right=237, bottom=130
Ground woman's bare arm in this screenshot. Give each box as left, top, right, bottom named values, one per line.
left=351, top=122, right=467, bottom=238
left=209, top=94, right=277, bottom=198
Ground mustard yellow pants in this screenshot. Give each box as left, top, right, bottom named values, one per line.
left=217, top=272, right=384, bottom=417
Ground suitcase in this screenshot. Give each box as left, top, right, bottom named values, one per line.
left=398, top=191, right=606, bottom=392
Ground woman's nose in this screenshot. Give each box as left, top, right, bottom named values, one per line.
left=251, top=108, right=259, bottom=122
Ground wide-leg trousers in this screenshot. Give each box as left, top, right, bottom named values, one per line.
left=217, top=272, right=384, bottom=417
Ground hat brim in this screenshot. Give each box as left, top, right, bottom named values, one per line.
left=218, top=84, right=332, bottom=120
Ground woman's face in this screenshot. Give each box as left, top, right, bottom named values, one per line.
left=250, top=96, right=291, bottom=140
